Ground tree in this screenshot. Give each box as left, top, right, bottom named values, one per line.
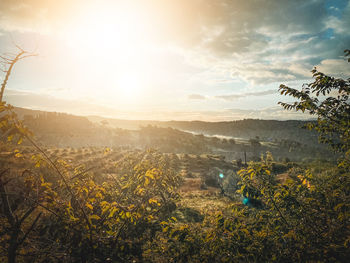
left=1, top=46, right=36, bottom=146
left=222, top=49, right=350, bottom=261
left=279, top=49, right=350, bottom=154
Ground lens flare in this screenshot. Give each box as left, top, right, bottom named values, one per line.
left=243, top=197, right=249, bottom=205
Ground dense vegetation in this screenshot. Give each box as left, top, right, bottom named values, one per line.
left=0, top=49, right=349, bottom=262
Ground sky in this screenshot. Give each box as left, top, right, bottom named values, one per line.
left=0, top=0, right=349, bottom=121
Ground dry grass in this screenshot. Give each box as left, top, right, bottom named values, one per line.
left=178, top=190, right=232, bottom=215
left=179, top=178, right=202, bottom=192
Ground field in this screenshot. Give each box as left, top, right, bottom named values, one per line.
left=1, top=124, right=346, bottom=262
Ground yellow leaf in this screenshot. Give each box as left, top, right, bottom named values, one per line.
left=106, top=230, right=114, bottom=235
left=69, top=215, right=79, bottom=222
left=0, top=120, right=7, bottom=128
left=100, top=201, right=108, bottom=206
left=242, top=229, right=249, bottom=235
left=257, top=230, right=267, bottom=238
left=102, top=206, right=109, bottom=215
left=108, top=207, right=117, bottom=218
left=144, top=177, right=149, bottom=186
left=120, top=211, right=126, bottom=219
left=86, top=203, right=93, bottom=210
left=146, top=170, right=154, bottom=179
left=334, top=203, right=344, bottom=211
left=15, top=152, right=23, bottom=158
left=104, top=147, right=111, bottom=155
left=149, top=198, right=158, bottom=204
left=89, top=214, right=101, bottom=220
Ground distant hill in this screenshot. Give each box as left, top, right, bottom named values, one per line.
left=87, top=115, right=160, bottom=130
left=159, top=119, right=319, bottom=145
left=87, top=115, right=318, bottom=146
left=11, top=106, right=331, bottom=162
left=13, top=107, right=48, bottom=119
left=14, top=106, right=319, bottom=145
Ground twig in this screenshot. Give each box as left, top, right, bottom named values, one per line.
left=0, top=169, right=15, bottom=225
left=24, top=134, right=93, bottom=231
left=18, top=212, right=42, bottom=246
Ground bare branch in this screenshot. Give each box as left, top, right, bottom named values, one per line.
left=19, top=206, right=37, bottom=225
left=0, top=47, right=38, bottom=102
left=18, top=212, right=42, bottom=246
left=0, top=169, right=15, bottom=226
left=24, top=134, right=93, bottom=232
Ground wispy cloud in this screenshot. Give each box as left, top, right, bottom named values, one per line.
left=5, top=89, right=309, bottom=121
left=188, top=94, right=206, bottom=100
left=215, top=89, right=277, bottom=101
left=316, top=58, right=350, bottom=77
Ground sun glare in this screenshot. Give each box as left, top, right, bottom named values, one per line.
left=116, top=71, right=143, bottom=100
left=63, top=2, right=157, bottom=103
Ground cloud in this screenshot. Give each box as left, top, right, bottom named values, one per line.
left=0, top=0, right=83, bottom=33
left=316, top=58, right=350, bottom=77
left=4, top=89, right=309, bottom=121
left=215, top=89, right=277, bottom=101
left=1, top=0, right=349, bottom=106
left=188, top=94, right=206, bottom=100
left=177, top=0, right=350, bottom=84
left=325, top=1, right=350, bottom=36
left=223, top=107, right=313, bottom=120
left=3, top=89, right=101, bottom=115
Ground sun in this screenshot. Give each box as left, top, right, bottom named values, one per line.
left=63, top=2, right=156, bottom=103
left=116, top=71, right=143, bottom=100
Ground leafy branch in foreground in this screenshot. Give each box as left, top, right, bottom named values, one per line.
left=150, top=50, right=350, bottom=262
left=279, top=49, right=350, bottom=153
left=0, top=46, right=182, bottom=262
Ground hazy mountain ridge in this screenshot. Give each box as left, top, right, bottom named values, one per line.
left=10, top=106, right=332, bottom=162
left=87, top=112, right=319, bottom=146
left=14, top=106, right=319, bottom=145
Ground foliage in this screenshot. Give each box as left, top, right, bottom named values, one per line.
left=0, top=102, right=32, bottom=146
left=144, top=50, right=350, bottom=262
left=0, top=148, right=181, bottom=262
left=279, top=49, right=350, bottom=154
left=149, top=153, right=350, bottom=262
